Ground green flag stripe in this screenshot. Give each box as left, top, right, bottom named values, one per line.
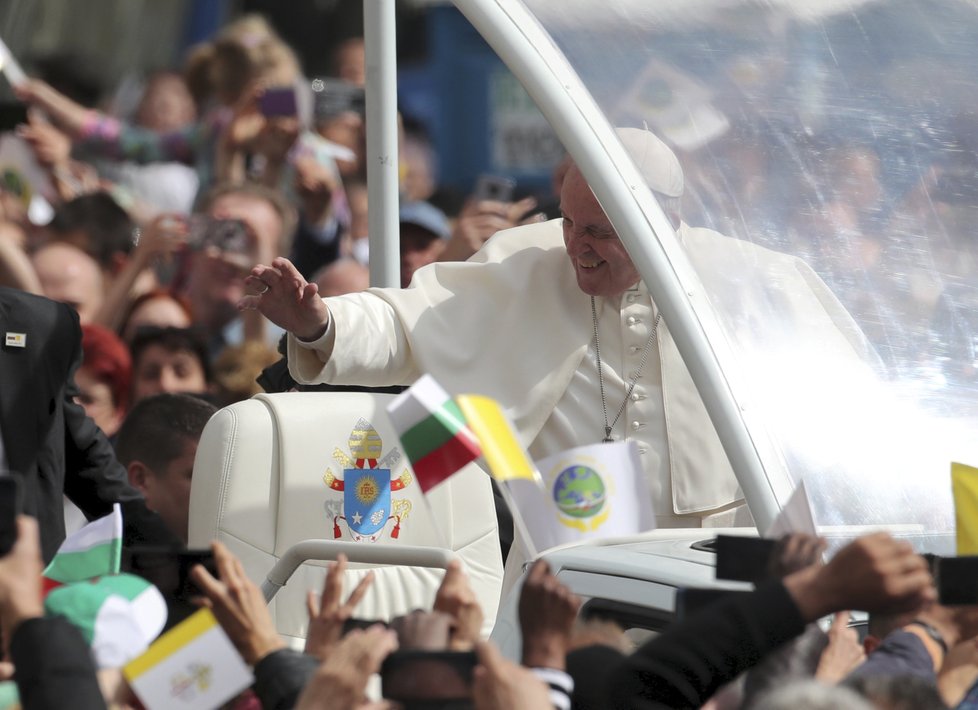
left=44, top=539, right=121, bottom=584
left=400, top=401, right=468, bottom=462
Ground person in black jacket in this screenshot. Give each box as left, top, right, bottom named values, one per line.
left=0, top=287, right=178, bottom=561
left=609, top=532, right=936, bottom=709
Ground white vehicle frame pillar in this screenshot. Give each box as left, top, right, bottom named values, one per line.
left=363, top=0, right=400, bottom=288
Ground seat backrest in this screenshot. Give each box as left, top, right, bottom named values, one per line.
left=189, top=392, right=503, bottom=646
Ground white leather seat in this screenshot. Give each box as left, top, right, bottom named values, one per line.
left=189, top=391, right=504, bottom=647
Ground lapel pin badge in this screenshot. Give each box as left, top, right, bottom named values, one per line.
left=4, top=332, right=26, bottom=348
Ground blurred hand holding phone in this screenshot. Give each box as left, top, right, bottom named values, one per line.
left=122, top=546, right=217, bottom=630
left=474, top=174, right=515, bottom=203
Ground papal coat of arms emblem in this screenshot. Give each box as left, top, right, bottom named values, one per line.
left=322, top=417, right=413, bottom=542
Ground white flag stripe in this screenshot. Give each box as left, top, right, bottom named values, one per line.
left=387, top=374, right=452, bottom=433
left=57, top=503, right=122, bottom=554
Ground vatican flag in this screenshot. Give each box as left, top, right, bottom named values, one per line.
left=508, top=440, right=656, bottom=551
left=952, top=462, right=978, bottom=555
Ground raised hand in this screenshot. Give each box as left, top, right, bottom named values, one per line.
left=433, top=560, right=484, bottom=651
left=518, top=559, right=580, bottom=669
left=189, top=541, right=284, bottom=666
left=814, top=611, right=866, bottom=682
left=296, top=625, right=398, bottom=710
left=304, top=553, right=375, bottom=660
left=439, top=196, right=542, bottom=262
left=238, top=256, right=331, bottom=341
left=785, top=532, right=935, bottom=621
left=389, top=609, right=452, bottom=651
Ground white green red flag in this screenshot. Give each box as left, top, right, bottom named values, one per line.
left=42, top=503, right=123, bottom=594
left=387, top=374, right=482, bottom=491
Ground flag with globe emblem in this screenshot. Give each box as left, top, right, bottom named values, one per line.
left=507, top=440, right=656, bottom=550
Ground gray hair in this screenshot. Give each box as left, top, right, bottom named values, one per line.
left=750, top=681, right=874, bottom=710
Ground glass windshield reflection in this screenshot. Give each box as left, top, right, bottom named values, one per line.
left=523, top=0, right=978, bottom=550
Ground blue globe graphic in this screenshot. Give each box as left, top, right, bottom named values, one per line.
left=552, top=465, right=606, bottom=519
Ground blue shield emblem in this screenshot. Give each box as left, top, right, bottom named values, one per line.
left=344, top=468, right=391, bottom=536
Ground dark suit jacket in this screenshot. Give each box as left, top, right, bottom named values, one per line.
left=609, top=580, right=806, bottom=709
left=0, top=287, right=176, bottom=561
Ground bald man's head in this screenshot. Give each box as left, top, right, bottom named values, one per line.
left=313, top=258, right=370, bottom=297
left=32, top=242, right=105, bottom=323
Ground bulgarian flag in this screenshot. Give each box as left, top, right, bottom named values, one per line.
left=42, top=503, right=123, bottom=595
left=387, top=375, right=482, bottom=492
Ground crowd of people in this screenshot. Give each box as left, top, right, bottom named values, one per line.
left=2, top=517, right=978, bottom=708
left=0, top=5, right=976, bottom=710
left=0, top=13, right=544, bottom=434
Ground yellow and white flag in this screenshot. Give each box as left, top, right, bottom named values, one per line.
left=952, top=462, right=978, bottom=555
left=124, top=609, right=253, bottom=710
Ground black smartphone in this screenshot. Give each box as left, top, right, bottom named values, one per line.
left=674, top=587, right=752, bottom=621
left=0, top=102, right=27, bottom=133
left=714, top=535, right=777, bottom=583
left=0, top=476, right=24, bottom=556
left=259, top=86, right=298, bottom=117
left=380, top=650, right=476, bottom=705
left=937, top=556, right=978, bottom=605
left=122, top=547, right=217, bottom=629
left=474, top=174, right=515, bottom=203
left=342, top=616, right=387, bottom=635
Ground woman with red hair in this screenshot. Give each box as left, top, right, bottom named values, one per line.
left=76, top=323, right=132, bottom=439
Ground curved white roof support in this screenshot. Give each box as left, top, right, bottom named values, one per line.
left=453, top=0, right=785, bottom=530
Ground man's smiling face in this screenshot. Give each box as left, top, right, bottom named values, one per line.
left=561, top=165, right=640, bottom=299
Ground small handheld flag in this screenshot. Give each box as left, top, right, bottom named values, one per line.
left=952, top=462, right=978, bottom=555
left=509, top=440, right=655, bottom=551
left=456, top=394, right=538, bottom=483
left=124, top=609, right=254, bottom=710
left=387, top=374, right=482, bottom=492
left=43, top=503, right=123, bottom=593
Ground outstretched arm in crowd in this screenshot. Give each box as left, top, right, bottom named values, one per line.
left=191, top=540, right=318, bottom=710
left=518, top=559, right=580, bottom=710
left=438, top=195, right=542, bottom=263
left=304, top=553, right=375, bottom=660
left=16, top=78, right=209, bottom=167
left=434, top=559, right=485, bottom=651
left=295, top=625, right=398, bottom=710
left=741, top=534, right=864, bottom=704
left=0, top=516, right=107, bottom=710
left=610, top=532, right=934, bottom=710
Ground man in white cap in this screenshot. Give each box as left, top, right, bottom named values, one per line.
left=241, top=128, right=869, bottom=565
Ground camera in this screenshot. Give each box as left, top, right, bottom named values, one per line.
left=311, top=77, right=366, bottom=121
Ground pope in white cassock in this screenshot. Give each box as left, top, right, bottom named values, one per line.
left=241, top=128, right=875, bottom=570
